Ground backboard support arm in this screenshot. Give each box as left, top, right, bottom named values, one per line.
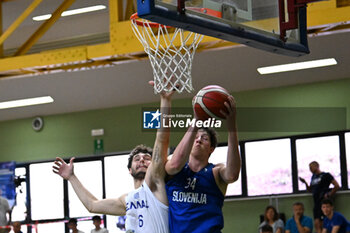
left=279, top=0, right=322, bottom=41
left=178, top=0, right=185, bottom=13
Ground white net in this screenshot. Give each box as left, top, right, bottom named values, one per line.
left=131, top=14, right=204, bottom=93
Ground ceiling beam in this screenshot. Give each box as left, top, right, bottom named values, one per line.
left=14, top=0, right=76, bottom=56
left=0, top=0, right=43, bottom=47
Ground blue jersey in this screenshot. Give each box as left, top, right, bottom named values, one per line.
left=285, top=215, right=313, bottom=233
left=166, top=163, right=224, bottom=233
left=323, top=212, right=350, bottom=233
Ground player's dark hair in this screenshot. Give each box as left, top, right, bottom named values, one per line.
left=309, top=161, right=319, bottom=167
left=321, top=199, right=333, bottom=206
left=264, top=205, right=279, bottom=222
left=92, top=215, right=101, bottom=221
left=198, top=127, right=218, bottom=149
left=127, top=144, right=153, bottom=169
left=68, top=218, right=77, bottom=225
left=261, top=224, right=273, bottom=233
left=293, top=202, right=304, bottom=208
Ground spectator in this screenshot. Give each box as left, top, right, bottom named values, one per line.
left=11, top=222, right=22, bottom=233
left=116, top=216, right=125, bottom=231
left=321, top=199, right=350, bottom=233
left=261, top=224, right=274, bottom=233
left=285, top=202, right=313, bottom=233
left=91, top=216, right=108, bottom=233
left=259, top=205, right=284, bottom=233
left=68, top=218, right=84, bottom=233
left=0, top=194, right=10, bottom=233
left=299, top=161, right=340, bottom=233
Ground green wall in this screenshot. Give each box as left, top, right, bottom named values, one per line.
left=0, top=77, right=350, bottom=232
left=1, top=77, right=349, bottom=162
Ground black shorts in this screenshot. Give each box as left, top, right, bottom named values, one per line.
left=313, top=203, right=324, bottom=220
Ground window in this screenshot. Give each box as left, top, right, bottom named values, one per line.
left=69, top=161, right=103, bottom=217
left=344, top=132, right=350, bottom=188
left=30, top=162, right=64, bottom=220
left=296, top=135, right=341, bottom=191
left=245, top=139, right=292, bottom=196
left=104, top=155, right=133, bottom=232
left=36, top=222, right=64, bottom=233
left=209, top=146, right=242, bottom=196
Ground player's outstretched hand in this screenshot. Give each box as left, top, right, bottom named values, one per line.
left=299, top=177, right=306, bottom=184
left=53, top=157, right=75, bottom=180
left=148, top=80, right=176, bottom=99
left=220, top=95, right=236, bottom=130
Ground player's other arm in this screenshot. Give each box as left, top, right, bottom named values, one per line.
left=296, top=222, right=311, bottom=233
left=327, top=179, right=340, bottom=198
left=218, top=96, right=241, bottom=184
left=53, top=157, right=126, bottom=216
left=299, top=177, right=311, bottom=192
left=330, top=225, right=341, bottom=233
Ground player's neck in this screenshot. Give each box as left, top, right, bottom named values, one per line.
left=188, top=156, right=208, bottom=172
left=133, top=178, right=144, bottom=189
left=327, top=211, right=334, bottom=219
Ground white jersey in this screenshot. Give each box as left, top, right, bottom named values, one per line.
left=125, top=181, right=169, bottom=233
left=91, top=229, right=108, bottom=233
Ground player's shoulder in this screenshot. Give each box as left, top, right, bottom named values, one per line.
left=323, top=172, right=334, bottom=179
left=212, top=163, right=225, bottom=177
left=213, top=163, right=225, bottom=169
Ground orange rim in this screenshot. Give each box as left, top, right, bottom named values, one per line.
left=130, top=13, right=171, bottom=28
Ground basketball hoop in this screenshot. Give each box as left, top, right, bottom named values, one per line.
left=130, top=13, right=204, bottom=93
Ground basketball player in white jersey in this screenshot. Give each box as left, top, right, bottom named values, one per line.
left=53, top=87, right=173, bottom=233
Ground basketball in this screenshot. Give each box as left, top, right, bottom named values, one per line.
left=192, top=85, right=230, bottom=120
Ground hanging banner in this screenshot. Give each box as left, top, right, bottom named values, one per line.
left=0, top=161, right=16, bottom=207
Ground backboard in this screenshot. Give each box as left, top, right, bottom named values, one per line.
left=135, top=0, right=310, bottom=57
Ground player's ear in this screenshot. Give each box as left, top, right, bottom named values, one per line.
left=209, top=147, right=215, bottom=154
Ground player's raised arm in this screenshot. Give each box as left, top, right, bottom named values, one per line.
left=145, top=82, right=175, bottom=204
left=218, top=95, right=241, bottom=184
left=165, top=122, right=198, bottom=176
left=145, top=92, right=171, bottom=179
left=299, top=177, right=311, bottom=192
left=53, top=157, right=126, bottom=216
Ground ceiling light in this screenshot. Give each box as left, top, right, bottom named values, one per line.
left=0, top=96, right=54, bottom=110
left=257, top=58, right=337, bottom=75
left=32, top=5, right=107, bottom=21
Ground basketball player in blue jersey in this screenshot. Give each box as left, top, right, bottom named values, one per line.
left=52, top=86, right=174, bottom=233
left=165, top=95, right=241, bottom=233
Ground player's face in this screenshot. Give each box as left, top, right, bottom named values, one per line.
left=309, top=163, right=318, bottom=174
left=68, top=223, right=77, bottom=230
left=293, top=204, right=304, bottom=217
left=12, top=223, right=21, bottom=233
left=93, top=219, right=101, bottom=227
left=266, top=208, right=275, bottom=221
left=321, top=204, right=333, bottom=217
left=192, top=130, right=214, bottom=156
left=130, top=153, right=152, bottom=179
